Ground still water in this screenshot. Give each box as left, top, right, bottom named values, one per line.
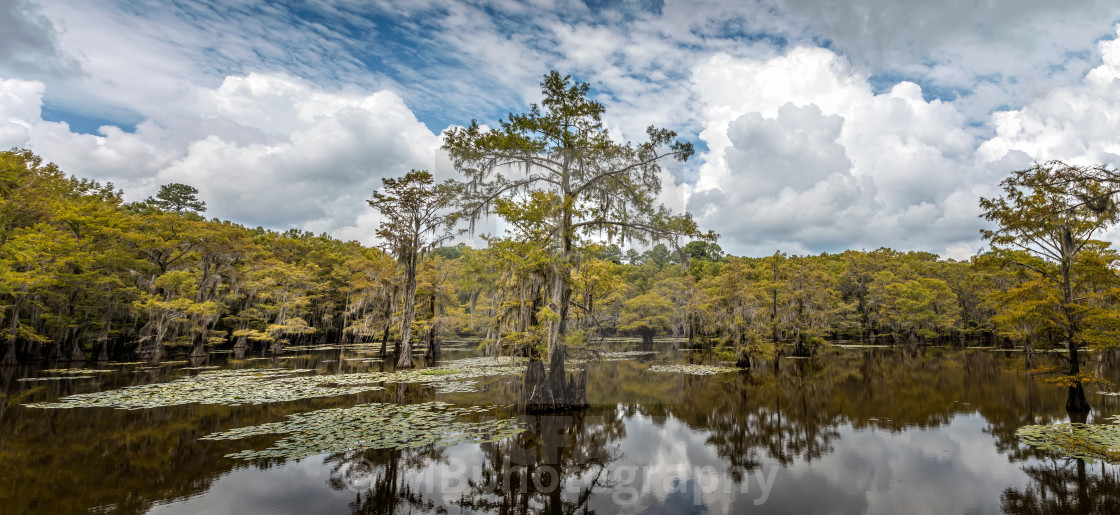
left=2, top=342, right=1120, bottom=514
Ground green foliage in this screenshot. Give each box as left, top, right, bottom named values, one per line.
left=1017, top=418, right=1120, bottom=463
left=682, top=240, right=724, bottom=262
left=619, top=292, right=673, bottom=339
left=145, top=183, right=206, bottom=214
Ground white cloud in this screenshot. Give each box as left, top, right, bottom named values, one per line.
left=0, top=0, right=81, bottom=81
left=2, top=72, right=440, bottom=244
left=688, top=47, right=987, bottom=256
left=6, top=0, right=1120, bottom=259
left=0, top=78, right=42, bottom=147
left=978, top=27, right=1120, bottom=167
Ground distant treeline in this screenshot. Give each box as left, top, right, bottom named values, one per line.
left=0, top=148, right=1107, bottom=366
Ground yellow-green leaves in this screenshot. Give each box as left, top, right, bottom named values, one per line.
left=1016, top=417, right=1120, bottom=463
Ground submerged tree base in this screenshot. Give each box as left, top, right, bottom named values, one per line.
left=522, top=350, right=588, bottom=413
left=1068, top=382, right=1092, bottom=416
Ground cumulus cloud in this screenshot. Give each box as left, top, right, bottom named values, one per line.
left=7, top=0, right=1120, bottom=259
left=688, top=47, right=988, bottom=257
left=0, top=78, right=42, bottom=147
left=1, top=72, right=441, bottom=244
left=977, top=27, right=1120, bottom=167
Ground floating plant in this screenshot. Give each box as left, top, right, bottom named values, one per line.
left=41, top=368, right=114, bottom=374
left=441, top=357, right=527, bottom=369
left=24, top=362, right=526, bottom=409
left=599, top=351, right=658, bottom=360
left=18, top=375, right=97, bottom=382
left=364, top=365, right=525, bottom=394
left=22, top=368, right=375, bottom=409
left=1015, top=416, right=1120, bottom=463
left=647, top=364, right=740, bottom=375
left=201, top=401, right=525, bottom=460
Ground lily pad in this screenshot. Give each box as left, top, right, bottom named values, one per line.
left=201, top=402, right=525, bottom=460
left=1016, top=416, right=1120, bottom=463
left=18, top=375, right=97, bottom=382
left=648, top=364, right=740, bottom=375
left=23, top=362, right=526, bottom=409
left=22, top=368, right=373, bottom=409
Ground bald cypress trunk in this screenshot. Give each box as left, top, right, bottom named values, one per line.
left=0, top=341, right=16, bottom=366
left=396, top=255, right=417, bottom=369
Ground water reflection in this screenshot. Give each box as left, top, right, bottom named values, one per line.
left=3, top=344, right=1120, bottom=513
left=457, top=410, right=624, bottom=514
left=1002, top=458, right=1120, bottom=514
left=330, top=446, right=449, bottom=514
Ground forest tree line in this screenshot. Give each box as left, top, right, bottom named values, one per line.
left=3, top=147, right=1114, bottom=369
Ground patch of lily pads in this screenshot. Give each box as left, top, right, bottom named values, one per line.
left=364, top=365, right=525, bottom=394
left=1016, top=416, right=1120, bottom=463
left=599, top=351, right=658, bottom=361
left=647, top=364, right=740, bottom=375
left=22, top=368, right=374, bottom=409
left=201, top=401, right=525, bottom=460
left=441, top=356, right=527, bottom=368
left=42, top=368, right=114, bottom=374
left=23, top=362, right=527, bottom=409
left=18, top=375, right=97, bottom=382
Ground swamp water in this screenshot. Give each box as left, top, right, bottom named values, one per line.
left=2, top=342, right=1120, bottom=514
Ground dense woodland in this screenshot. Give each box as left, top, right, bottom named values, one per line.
left=4, top=72, right=1120, bottom=416
left=1, top=144, right=1116, bottom=369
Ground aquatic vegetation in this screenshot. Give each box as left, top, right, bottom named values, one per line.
left=18, top=376, right=97, bottom=382
left=201, top=401, right=525, bottom=460
left=599, top=351, right=658, bottom=360
left=365, top=365, right=525, bottom=394
left=418, top=368, right=461, bottom=376
left=23, top=363, right=526, bottom=409
left=41, top=368, right=114, bottom=374
left=441, top=356, right=527, bottom=368
left=23, top=368, right=373, bottom=409
left=1015, top=416, right=1120, bottom=463
left=647, top=364, right=739, bottom=375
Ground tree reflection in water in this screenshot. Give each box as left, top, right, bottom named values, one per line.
left=326, top=446, right=449, bottom=515
left=1002, top=458, right=1120, bottom=514
left=457, top=409, right=624, bottom=514
left=9, top=346, right=1120, bottom=513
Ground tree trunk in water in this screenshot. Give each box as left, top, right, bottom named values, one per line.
left=547, top=344, right=566, bottom=406
left=396, top=261, right=417, bottom=369
left=0, top=340, right=16, bottom=366
left=44, top=341, right=61, bottom=361
left=523, top=359, right=554, bottom=410
left=378, top=299, right=392, bottom=358
left=641, top=330, right=654, bottom=346
left=97, top=341, right=109, bottom=362
left=188, top=337, right=208, bottom=359
left=233, top=335, right=248, bottom=353
left=66, top=342, right=86, bottom=362
left=1067, top=344, right=1091, bottom=414
left=145, top=340, right=164, bottom=365
left=424, top=331, right=440, bottom=361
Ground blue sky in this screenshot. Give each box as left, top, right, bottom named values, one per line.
left=3, top=0, right=1120, bottom=257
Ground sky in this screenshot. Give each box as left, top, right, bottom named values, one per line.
left=3, top=0, right=1120, bottom=258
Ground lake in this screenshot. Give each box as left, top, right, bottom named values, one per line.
left=2, top=342, right=1119, bottom=514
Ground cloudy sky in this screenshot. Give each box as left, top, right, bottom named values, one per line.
left=3, top=0, right=1120, bottom=258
